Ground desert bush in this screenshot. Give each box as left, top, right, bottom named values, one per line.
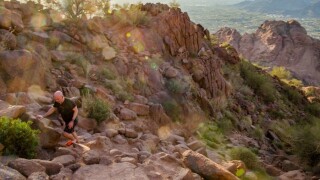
left=270, top=66, right=291, bottom=80
left=291, top=119, right=320, bottom=165
left=104, top=79, right=134, bottom=102
left=66, top=53, right=90, bottom=76
left=250, top=126, right=264, bottom=140
left=229, top=147, right=259, bottom=169
left=165, top=79, right=186, bottom=95
left=169, top=0, right=180, bottom=9
left=100, top=67, right=116, bottom=80
left=240, top=61, right=277, bottom=103
left=0, top=117, right=39, bottom=158
left=112, top=5, right=150, bottom=27
left=197, top=122, right=224, bottom=149
left=281, top=85, right=305, bottom=105
left=285, top=79, right=303, bottom=87
left=217, top=117, right=234, bottom=134
left=305, top=102, right=320, bottom=117
left=270, top=66, right=303, bottom=87
left=162, top=100, right=182, bottom=122
left=83, top=95, right=111, bottom=123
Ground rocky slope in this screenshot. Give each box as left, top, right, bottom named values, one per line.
left=0, top=1, right=320, bottom=180
left=216, top=20, right=320, bottom=85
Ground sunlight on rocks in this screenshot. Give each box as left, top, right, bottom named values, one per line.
left=30, top=13, right=47, bottom=29
left=158, top=126, right=171, bottom=140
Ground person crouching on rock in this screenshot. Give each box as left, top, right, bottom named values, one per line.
left=37, top=91, right=79, bottom=146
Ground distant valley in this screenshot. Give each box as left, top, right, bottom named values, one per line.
left=180, top=5, right=320, bottom=39
left=234, top=0, right=320, bottom=18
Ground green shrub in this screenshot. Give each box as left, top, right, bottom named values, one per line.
left=116, top=91, right=134, bottom=102
left=270, top=66, right=303, bottom=87
left=83, top=95, right=111, bottom=123
left=0, top=117, right=39, bottom=158
left=305, top=102, right=320, bottom=117
left=240, top=61, right=277, bottom=103
left=270, top=66, right=291, bottom=80
left=282, top=86, right=304, bottom=105
left=67, top=53, right=89, bottom=76
left=291, top=119, right=320, bottom=165
left=162, top=100, right=182, bottom=122
left=104, top=79, right=134, bottom=102
left=229, top=147, right=259, bottom=169
left=250, top=126, right=264, bottom=140
left=217, top=117, right=234, bottom=134
left=165, top=79, right=185, bottom=95
left=197, top=122, right=224, bottom=149
left=100, top=68, right=116, bottom=80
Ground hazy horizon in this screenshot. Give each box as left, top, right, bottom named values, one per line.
left=111, top=0, right=245, bottom=6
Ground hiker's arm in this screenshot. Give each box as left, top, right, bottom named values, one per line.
left=71, top=106, right=78, bottom=122
left=37, top=107, right=56, bottom=119
left=44, top=107, right=57, bottom=118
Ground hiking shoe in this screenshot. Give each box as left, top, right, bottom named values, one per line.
left=65, top=140, right=74, bottom=146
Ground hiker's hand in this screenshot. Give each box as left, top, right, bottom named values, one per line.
left=68, top=121, right=74, bottom=129
left=36, top=115, right=43, bottom=120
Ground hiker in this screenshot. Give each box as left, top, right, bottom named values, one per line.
left=37, top=91, right=79, bottom=146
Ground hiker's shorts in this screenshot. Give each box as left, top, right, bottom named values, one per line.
left=64, top=119, right=78, bottom=133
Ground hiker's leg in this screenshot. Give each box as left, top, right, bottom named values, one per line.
left=63, top=132, right=75, bottom=141
left=72, top=131, right=79, bottom=143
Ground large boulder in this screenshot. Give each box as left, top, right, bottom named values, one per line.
left=72, top=162, right=149, bottom=180
left=31, top=160, right=63, bottom=176
left=77, top=117, right=97, bottom=131
left=102, top=46, right=117, bottom=61
left=37, top=119, right=61, bottom=148
left=82, top=150, right=100, bottom=165
left=0, top=50, right=46, bottom=92
left=126, top=103, right=150, bottom=116
left=0, top=7, right=12, bottom=29
left=49, top=168, right=72, bottom=180
left=278, top=170, right=307, bottom=180
left=119, top=108, right=137, bottom=121
left=149, top=103, right=171, bottom=125
left=0, top=105, right=26, bottom=119
left=182, top=150, right=239, bottom=180
left=8, top=158, right=46, bottom=177
left=51, top=155, right=75, bottom=167
left=27, top=171, right=49, bottom=180
left=0, top=164, right=26, bottom=180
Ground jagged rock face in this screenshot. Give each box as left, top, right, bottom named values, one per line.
left=216, top=20, right=320, bottom=85
left=143, top=4, right=209, bottom=56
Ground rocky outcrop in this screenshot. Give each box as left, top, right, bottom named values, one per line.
left=144, top=4, right=209, bottom=56
left=216, top=20, right=320, bottom=85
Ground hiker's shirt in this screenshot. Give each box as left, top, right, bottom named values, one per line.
left=54, top=98, right=76, bottom=124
